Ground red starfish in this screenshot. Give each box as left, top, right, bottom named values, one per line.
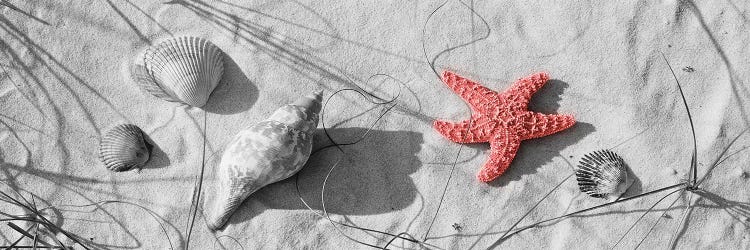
left=434, top=71, right=576, bottom=182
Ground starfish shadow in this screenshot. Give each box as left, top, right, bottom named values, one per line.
left=488, top=79, right=596, bottom=187
left=528, top=79, right=566, bottom=113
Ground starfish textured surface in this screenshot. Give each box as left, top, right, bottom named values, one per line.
left=434, top=71, right=576, bottom=182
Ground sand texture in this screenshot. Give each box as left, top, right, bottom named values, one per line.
left=1, top=0, right=749, bottom=249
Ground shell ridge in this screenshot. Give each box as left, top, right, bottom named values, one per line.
left=145, top=44, right=186, bottom=101
left=575, top=149, right=633, bottom=200
left=137, top=36, right=224, bottom=107
left=99, top=124, right=150, bottom=172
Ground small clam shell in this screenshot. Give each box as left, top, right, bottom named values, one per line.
left=133, top=36, right=224, bottom=108
left=575, top=149, right=634, bottom=201
left=99, top=124, right=151, bottom=172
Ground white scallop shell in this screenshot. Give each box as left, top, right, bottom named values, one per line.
left=206, top=91, right=323, bottom=230
left=576, top=149, right=634, bottom=201
left=100, top=124, right=151, bottom=172
left=133, top=36, right=224, bottom=108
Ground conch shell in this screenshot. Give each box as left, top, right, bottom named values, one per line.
left=207, top=91, right=323, bottom=230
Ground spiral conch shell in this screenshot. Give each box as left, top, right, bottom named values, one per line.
left=99, top=124, right=151, bottom=172
left=207, top=91, right=323, bottom=230
left=132, top=36, right=224, bottom=108
left=575, top=150, right=634, bottom=201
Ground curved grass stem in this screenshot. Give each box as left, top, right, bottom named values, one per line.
left=499, top=182, right=687, bottom=241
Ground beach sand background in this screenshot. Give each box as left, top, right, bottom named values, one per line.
left=0, top=0, right=748, bottom=249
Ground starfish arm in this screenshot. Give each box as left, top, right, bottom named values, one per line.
left=522, top=113, right=576, bottom=140
left=507, top=72, right=549, bottom=103
left=433, top=119, right=492, bottom=143
left=477, top=128, right=521, bottom=182
left=442, top=71, right=498, bottom=113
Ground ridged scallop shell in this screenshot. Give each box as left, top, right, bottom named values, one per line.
left=100, top=124, right=151, bottom=172
left=576, top=149, right=634, bottom=201
left=206, top=91, right=323, bottom=230
left=133, top=36, right=224, bottom=108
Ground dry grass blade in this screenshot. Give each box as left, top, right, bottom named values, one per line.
left=185, top=110, right=208, bottom=249
left=318, top=104, right=416, bottom=249
left=0, top=189, right=86, bottom=249
left=667, top=191, right=695, bottom=249
left=420, top=0, right=491, bottom=242
left=212, top=235, right=245, bottom=250
left=696, top=127, right=749, bottom=186
left=33, top=231, right=39, bottom=250
left=660, top=53, right=698, bottom=187
left=611, top=189, right=683, bottom=249
left=634, top=190, right=684, bottom=249
left=494, top=173, right=574, bottom=247
left=7, top=222, right=54, bottom=247
left=294, top=87, right=443, bottom=249
left=45, top=200, right=176, bottom=249
left=421, top=0, right=490, bottom=79
left=7, top=234, right=25, bottom=249
left=498, top=183, right=686, bottom=241
left=0, top=247, right=68, bottom=249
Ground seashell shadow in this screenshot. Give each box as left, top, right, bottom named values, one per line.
left=213, top=128, right=423, bottom=226
left=201, top=54, right=258, bottom=114
left=141, top=133, right=171, bottom=170
left=619, top=160, right=643, bottom=198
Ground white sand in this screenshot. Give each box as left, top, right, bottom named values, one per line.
left=1, top=0, right=749, bottom=249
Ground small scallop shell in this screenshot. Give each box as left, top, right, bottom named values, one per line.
left=575, top=149, right=634, bottom=201
left=133, top=36, right=224, bottom=108
left=99, top=124, right=151, bottom=172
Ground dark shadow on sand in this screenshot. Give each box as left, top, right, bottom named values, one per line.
left=216, top=128, right=423, bottom=228
left=620, top=161, right=644, bottom=198
left=486, top=79, right=595, bottom=187
left=528, top=79, right=567, bottom=113
left=142, top=133, right=170, bottom=170
left=695, top=189, right=750, bottom=227
left=202, top=53, right=258, bottom=114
